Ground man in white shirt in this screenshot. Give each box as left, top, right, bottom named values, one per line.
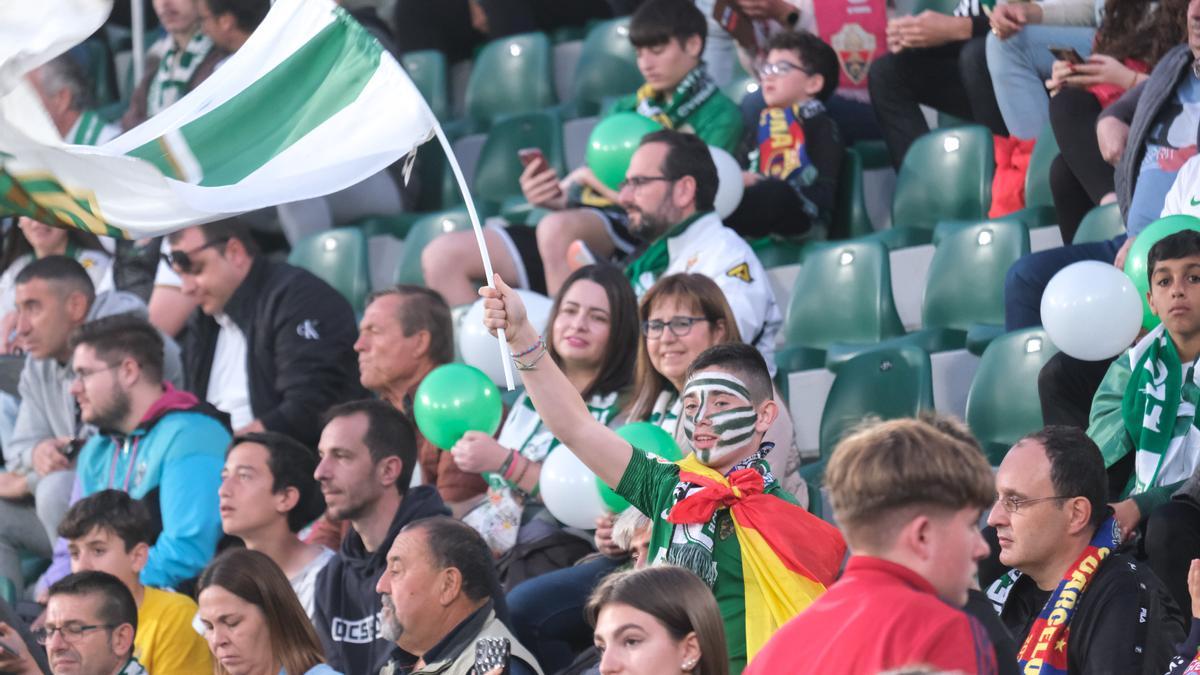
left=26, top=55, right=122, bottom=146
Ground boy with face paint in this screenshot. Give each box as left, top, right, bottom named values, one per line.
left=479, top=276, right=845, bottom=674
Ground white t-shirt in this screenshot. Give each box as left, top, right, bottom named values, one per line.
left=206, top=313, right=253, bottom=429
left=290, top=547, right=335, bottom=624
left=1161, top=153, right=1200, bottom=218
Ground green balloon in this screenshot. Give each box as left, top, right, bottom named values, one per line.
left=413, top=364, right=503, bottom=451
left=586, top=113, right=664, bottom=191
left=598, top=422, right=682, bottom=512
left=1123, top=215, right=1200, bottom=329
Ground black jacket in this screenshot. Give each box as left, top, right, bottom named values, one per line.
left=999, top=553, right=1186, bottom=675
left=181, top=257, right=366, bottom=444
left=312, top=486, right=450, bottom=675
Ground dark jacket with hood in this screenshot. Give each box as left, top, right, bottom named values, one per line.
left=313, top=485, right=450, bottom=675
left=181, top=256, right=365, bottom=444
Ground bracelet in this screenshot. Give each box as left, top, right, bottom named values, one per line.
left=499, top=450, right=517, bottom=479
left=512, top=455, right=531, bottom=486
left=514, top=345, right=548, bottom=371
left=511, top=336, right=544, bottom=359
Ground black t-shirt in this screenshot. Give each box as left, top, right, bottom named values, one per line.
left=999, top=553, right=1186, bottom=675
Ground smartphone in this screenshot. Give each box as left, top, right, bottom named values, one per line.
left=518, top=147, right=549, bottom=173
left=0, top=637, right=19, bottom=658
left=60, top=437, right=85, bottom=461
left=1048, top=46, right=1084, bottom=65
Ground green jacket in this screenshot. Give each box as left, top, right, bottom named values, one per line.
left=608, top=90, right=743, bottom=155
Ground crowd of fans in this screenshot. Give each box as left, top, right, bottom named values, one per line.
left=6, top=0, right=1200, bottom=673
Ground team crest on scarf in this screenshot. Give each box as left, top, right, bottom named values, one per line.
left=830, top=23, right=876, bottom=85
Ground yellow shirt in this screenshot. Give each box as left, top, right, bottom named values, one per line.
left=135, top=587, right=212, bottom=675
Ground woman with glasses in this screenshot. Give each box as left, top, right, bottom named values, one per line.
left=451, top=264, right=640, bottom=574
left=197, top=548, right=339, bottom=675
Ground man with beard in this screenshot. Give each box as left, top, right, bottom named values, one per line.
left=311, top=400, right=449, bottom=675
left=50, top=314, right=229, bottom=590
left=375, top=517, right=539, bottom=675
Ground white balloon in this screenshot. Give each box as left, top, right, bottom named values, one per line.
left=709, top=146, right=745, bottom=219
left=539, top=446, right=605, bottom=530
left=1040, top=260, right=1143, bottom=361
left=459, top=290, right=554, bottom=385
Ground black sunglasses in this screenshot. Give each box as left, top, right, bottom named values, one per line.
left=162, top=237, right=230, bottom=274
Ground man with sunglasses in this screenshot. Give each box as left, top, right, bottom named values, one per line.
left=0, top=571, right=145, bottom=675
left=621, top=129, right=782, bottom=371
left=986, top=426, right=1185, bottom=675
left=166, top=218, right=364, bottom=445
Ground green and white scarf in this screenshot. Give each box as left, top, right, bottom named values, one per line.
left=1121, top=325, right=1200, bottom=494
left=70, top=110, right=106, bottom=145
left=146, top=32, right=213, bottom=116
left=119, top=657, right=147, bottom=675
left=624, top=212, right=705, bottom=296
left=652, top=443, right=776, bottom=588
left=635, top=65, right=719, bottom=130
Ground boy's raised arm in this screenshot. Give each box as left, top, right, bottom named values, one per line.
left=480, top=275, right=633, bottom=488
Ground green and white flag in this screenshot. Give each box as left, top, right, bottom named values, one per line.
left=0, top=0, right=436, bottom=239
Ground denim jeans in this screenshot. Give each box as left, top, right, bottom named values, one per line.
left=506, top=555, right=625, bottom=673
left=1003, top=234, right=1125, bottom=330
left=986, top=25, right=1096, bottom=139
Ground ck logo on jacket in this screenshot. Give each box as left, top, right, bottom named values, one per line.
left=296, top=319, right=321, bottom=340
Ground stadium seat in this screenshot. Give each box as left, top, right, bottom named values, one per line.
left=1001, top=125, right=1058, bottom=228
left=394, top=209, right=473, bottom=286
left=77, top=37, right=119, bottom=106
left=801, top=344, right=936, bottom=484
left=567, top=18, right=642, bottom=117
left=887, top=124, right=994, bottom=246
left=722, top=73, right=760, bottom=107
left=965, top=327, right=1060, bottom=464
left=830, top=147, right=874, bottom=240
left=912, top=0, right=963, bottom=14
left=462, top=32, right=557, bottom=131
left=288, top=228, right=371, bottom=315
left=472, top=110, right=566, bottom=213
left=401, top=50, right=450, bottom=120
left=775, top=240, right=906, bottom=385
left=1073, top=203, right=1124, bottom=244
left=351, top=213, right=422, bottom=240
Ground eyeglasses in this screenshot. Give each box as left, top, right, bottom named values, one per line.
left=758, top=61, right=812, bottom=78
left=996, top=494, right=1070, bottom=514
left=73, top=364, right=119, bottom=384
left=617, top=175, right=674, bottom=192
left=641, top=316, right=708, bottom=339
left=162, top=237, right=230, bottom=274
left=34, top=623, right=114, bottom=645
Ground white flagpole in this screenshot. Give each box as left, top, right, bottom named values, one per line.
left=131, top=0, right=145, bottom=86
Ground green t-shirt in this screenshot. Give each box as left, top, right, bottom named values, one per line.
left=615, top=448, right=797, bottom=674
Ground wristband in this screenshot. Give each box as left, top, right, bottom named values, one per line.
left=499, top=450, right=517, bottom=479
left=511, top=336, right=544, bottom=359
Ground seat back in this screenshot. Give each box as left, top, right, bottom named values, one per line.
left=819, top=344, right=935, bottom=455
left=464, top=32, right=556, bottom=129
left=922, top=220, right=1030, bottom=331
left=472, top=110, right=565, bottom=208
left=892, top=125, right=994, bottom=232
left=830, top=147, right=873, bottom=240
left=1025, top=125, right=1059, bottom=211
left=401, top=50, right=450, bottom=120
left=394, top=209, right=473, bottom=286
left=572, top=18, right=642, bottom=116
left=782, top=240, right=906, bottom=349
left=287, top=228, right=370, bottom=314
left=965, top=327, right=1060, bottom=463
left=1074, top=203, right=1125, bottom=244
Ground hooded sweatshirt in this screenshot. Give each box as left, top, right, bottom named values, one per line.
left=4, top=290, right=184, bottom=492
left=38, top=384, right=230, bottom=590
left=313, top=485, right=450, bottom=675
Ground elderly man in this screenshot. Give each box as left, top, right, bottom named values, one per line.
left=376, top=516, right=540, bottom=675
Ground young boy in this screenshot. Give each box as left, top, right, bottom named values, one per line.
left=423, top=0, right=745, bottom=304
left=1088, top=228, right=1200, bottom=612
left=57, top=490, right=212, bottom=675
left=479, top=278, right=845, bottom=674
left=727, top=30, right=844, bottom=239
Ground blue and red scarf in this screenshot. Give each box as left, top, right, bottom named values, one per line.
left=1015, top=516, right=1121, bottom=674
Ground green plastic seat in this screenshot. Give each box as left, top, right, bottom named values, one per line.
left=748, top=225, right=827, bottom=269
left=722, top=74, right=760, bottom=107
left=351, top=213, right=423, bottom=240
left=891, top=125, right=994, bottom=238
left=1073, top=203, right=1124, bottom=244
left=568, top=18, right=642, bottom=117
left=394, top=209, right=474, bottom=286
left=1000, top=125, right=1059, bottom=228
left=463, top=32, right=557, bottom=131
left=913, top=0, right=964, bottom=14
left=0, top=576, right=12, bottom=605
left=775, top=240, right=906, bottom=392
left=472, top=110, right=565, bottom=213
left=852, top=139, right=891, bottom=170
left=400, top=50, right=450, bottom=120
left=819, top=344, right=936, bottom=459
left=830, top=147, right=873, bottom=240
left=965, top=327, right=1060, bottom=464
left=287, top=228, right=371, bottom=314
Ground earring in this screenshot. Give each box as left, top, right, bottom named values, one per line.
left=682, top=659, right=696, bottom=671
